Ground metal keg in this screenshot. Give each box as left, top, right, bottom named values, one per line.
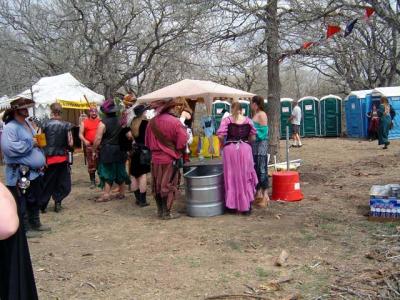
left=184, top=164, right=224, bottom=217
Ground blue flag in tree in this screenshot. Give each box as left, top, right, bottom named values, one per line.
left=344, top=19, right=358, bottom=37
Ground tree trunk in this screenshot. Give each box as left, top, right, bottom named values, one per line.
left=103, top=85, right=112, bottom=99
left=265, top=0, right=281, bottom=158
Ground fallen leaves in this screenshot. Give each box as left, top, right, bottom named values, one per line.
left=259, top=281, right=281, bottom=292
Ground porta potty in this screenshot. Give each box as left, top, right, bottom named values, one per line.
left=320, top=95, right=342, bottom=137
left=370, top=87, right=400, bottom=140
left=263, top=99, right=268, bottom=111
left=239, top=100, right=250, bottom=117
left=212, top=100, right=231, bottom=131
left=298, top=96, right=320, bottom=137
left=345, top=90, right=372, bottom=138
left=280, top=98, right=293, bottom=139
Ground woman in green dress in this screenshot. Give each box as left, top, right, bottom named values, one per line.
left=377, top=96, right=392, bottom=150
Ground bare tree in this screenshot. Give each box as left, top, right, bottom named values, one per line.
left=364, top=0, right=400, bottom=33
left=282, top=0, right=400, bottom=92
left=0, top=0, right=207, bottom=96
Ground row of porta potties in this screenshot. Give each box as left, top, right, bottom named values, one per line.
left=211, top=86, right=400, bottom=140
left=212, top=96, right=343, bottom=139
left=279, top=95, right=342, bottom=139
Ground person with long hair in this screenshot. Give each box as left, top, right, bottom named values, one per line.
left=377, top=96, right=392, bottom=149
left=251, top=95, right=270, bottom=206
left=217, top=101, right=258, bottom=214
left=130, top=104, right=151, bottom=207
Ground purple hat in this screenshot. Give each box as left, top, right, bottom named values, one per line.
left=100, top=98, right=119, bottom=114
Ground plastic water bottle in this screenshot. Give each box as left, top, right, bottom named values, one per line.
left=68, top=151, right=73, bottom=165
left=370, top=207, right=376, bottom=217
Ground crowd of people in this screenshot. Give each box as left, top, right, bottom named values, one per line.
left=0, top=92, right=396, bottom=299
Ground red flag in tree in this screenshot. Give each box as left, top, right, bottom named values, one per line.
left=326, top=25, right=341, bottom=38
left=365, top=7, right=375, bottom=19
left=302, top=42, right=314, bottom=49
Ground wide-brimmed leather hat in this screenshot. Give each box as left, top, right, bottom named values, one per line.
left=10, top=98, right=35, bottom=110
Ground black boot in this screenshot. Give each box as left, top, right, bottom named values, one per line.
left=134, top=190, right=140, bottom=205
left=139, top=192, right=149, bottom=207
left=89, top=173, right=96, bottom=189
left=41, top=205, right=47, bottom=214
left=29, top=208, right=51, bottom=232
left=54, top=201, right=62, bottom=213
left=23, top=212, right=42, bottom=238
left=155, top=195, right=163, bottom=218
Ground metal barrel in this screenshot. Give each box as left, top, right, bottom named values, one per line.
left=183, top=165, right=225, bottom=217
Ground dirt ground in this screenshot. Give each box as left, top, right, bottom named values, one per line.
left=7, top=138, right=400, bottom=299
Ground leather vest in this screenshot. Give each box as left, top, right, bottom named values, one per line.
left=43, top=119, right=70, bottom=156
left=101, top=116, right=121, bottom=146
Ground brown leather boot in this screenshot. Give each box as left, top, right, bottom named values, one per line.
left=162, top=198, right=180, bottom=220
left=155, top=195, right=163, bottom=218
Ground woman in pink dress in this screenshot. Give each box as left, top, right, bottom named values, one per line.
left=217, top=102, right=258, bottom=214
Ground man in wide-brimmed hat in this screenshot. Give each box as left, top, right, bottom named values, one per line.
left=145, top=98, right=189, bottom=219
left=1, top=97, right=50, bottom=238
left=92, top=99, right=131, bottom=202
left=79, top=103, right=101, bottom=187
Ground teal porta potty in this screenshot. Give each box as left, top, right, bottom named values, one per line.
left=298, top=96, right=319, bottom=137
left=280, top=98, right=293, bottom=139
left=239, top=100, right=250, bottom=117
left=212, top=100, right=231, bottom=130
left=320, top=95, right=342, bottom=137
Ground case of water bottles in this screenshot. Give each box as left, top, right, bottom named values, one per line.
left=370, top=184, right=400, bottom=219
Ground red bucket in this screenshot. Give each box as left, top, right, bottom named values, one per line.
left=271, top=171, right=303, bottom=202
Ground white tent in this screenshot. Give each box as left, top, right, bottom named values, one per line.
left=15, top=73, right=104, bottom=119
left=138, top=79, right=255, bottom=104
left=0, top=95, right=10, bottom=110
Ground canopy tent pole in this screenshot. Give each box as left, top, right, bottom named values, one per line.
left=30, top=86, right=35, bottom=117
